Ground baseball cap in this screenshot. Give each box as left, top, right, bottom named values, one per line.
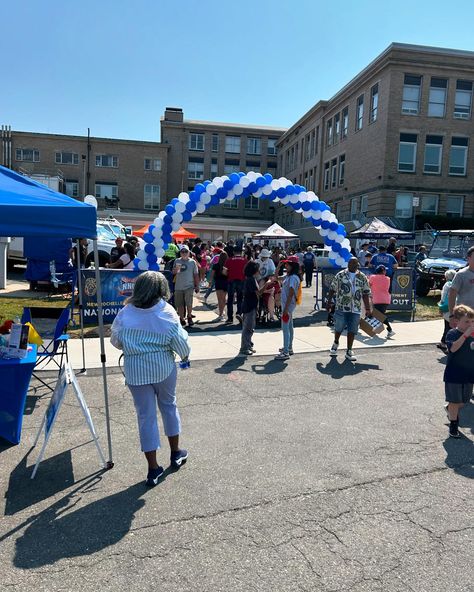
left=180, top=245, right=190, bottom=252
left=282, top=255, right=300, bottom=264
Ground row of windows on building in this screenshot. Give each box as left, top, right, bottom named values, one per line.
left=62, top=181, right=161, bottom=210
left=14, top=149, right=162, bottom=171
left=187, top=158, right=277, bottom=181
left=188, top=133, right=278, bottom=156
left=402, top=74, right=473, bottom=118
left=323, top=155, right=346, bottom=191
left=398, top=133, right=469, bottom=175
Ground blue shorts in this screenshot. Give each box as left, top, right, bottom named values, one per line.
left=334, top=310, right=360, bottom=335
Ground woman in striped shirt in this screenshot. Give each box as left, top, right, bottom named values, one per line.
left=111, top=271, right=191, bottom=486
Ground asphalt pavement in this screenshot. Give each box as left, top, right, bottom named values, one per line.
left=1, top=345, right=473, bottom=591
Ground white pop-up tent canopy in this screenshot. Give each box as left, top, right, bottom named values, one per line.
left=0, top=165, right=113, bottom=467
left=253, top=223, right=298, bottom=240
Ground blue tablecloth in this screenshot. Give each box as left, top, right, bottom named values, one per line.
left=0, top=345, right=37, bottom=444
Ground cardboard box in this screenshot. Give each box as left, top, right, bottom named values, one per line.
left=359, top=308, right=386, bottom=337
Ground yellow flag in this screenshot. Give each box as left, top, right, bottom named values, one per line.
left=25, top=322, right=43, bottom=345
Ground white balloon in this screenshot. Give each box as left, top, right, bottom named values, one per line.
left=137, top=250, right=147, bottom=260
left=196, top=202, right=206, bottom=214
left=158, top=211, right=167, bottom=220
left=247, top=171, right=257, bottom=181
left=321, top=210, right=331, bottom=221
left=299, top=191, right=308, bottom=202
left=225, top=189, right=235, bottom=201
left=213, top=176, right=224, bottom=188
left=234, top=184, right=244, bottom=196
left=253, top=188, right=263, bottom=198
left=335, top=234, right=345, bottom=244
left=319, top=228, right=329, bottom=236
left=178, top=192, right=188, bottom=201
left=172, top=211, right=183, bottom=222
left=207, top=184, right=217, bottom=196
left=175, top=201, right=186, bottom=213
left=302, top=210, right=313, bottom=219
left=262, top=184, right=273, bottom=195
left=295, top=207, right=303, bottom=214
left=341, top=239, right=351, bottom=249
left=153, top=238, right=164, bottom=249
left=327, top=231, right=337, bottom=241
left=312, top=210, right=322, bottom=219
left=307, top=191, right=318, bottom=202
left=240, top=176, right=250, bottom=188
left=270, top=180, right=281, bottom=191
left=156, top=248, right=165, bottom=258
left=138, top=260, right=148, bottom=270
left=171, top=222, right=181, bottom=232
left=289, top=194, right=299, bottom=204
left=280, top=196, right=290, bottom=205
left=200, top=192, right=211, bottom=204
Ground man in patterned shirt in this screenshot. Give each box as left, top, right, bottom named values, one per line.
left=326, top=257, right=372, bottom=362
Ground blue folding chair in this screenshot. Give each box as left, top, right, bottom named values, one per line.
left=21, top=306, right=70, bottom=391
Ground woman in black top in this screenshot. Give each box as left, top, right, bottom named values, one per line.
left=213, top=251, right=228, bottom=321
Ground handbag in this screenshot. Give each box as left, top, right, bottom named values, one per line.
left=438, top=281, right=451, bottom=313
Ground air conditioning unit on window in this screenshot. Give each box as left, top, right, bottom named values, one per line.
left=402, top=108, right=418, bottom=115
left=454, top=112, right=469, bottom=119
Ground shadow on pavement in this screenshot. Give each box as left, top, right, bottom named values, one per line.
left=251, top=359, right=289, bottom=375
left=443, top=402, right=474, bottom=479
left=214, top=356, right=248, bottom=375
left=315, top=357, right=381, bottom=379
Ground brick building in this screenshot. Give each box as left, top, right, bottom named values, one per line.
left=276, top=43, right=474, bottom=242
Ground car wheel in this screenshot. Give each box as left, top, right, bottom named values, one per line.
left=416, top=277, right=431, bottom=298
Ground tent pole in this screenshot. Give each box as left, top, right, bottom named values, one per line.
left=93, top=240, right=114, bottom=469
left=75, top=239, right=86, bottom=373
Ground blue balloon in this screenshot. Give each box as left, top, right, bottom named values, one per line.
left=210, top=195, right=219, bottom=206
left=144, top=243, right=155, bottom=254
left=162, top=223, right=172, bottom=233
left=320, top=201, right=330, bottom=211
left=216, top=187, right=227, bottom=199
left=292, top=201, right=302, bottom=211
left=133, top=259, right=140, bottom=270
left=321, top=220, right=330, bottom=230
left=248, top=182, right=258, bottom=193
left=311, top=217, right=322, bottom=227
left=171, top=198, right=179, bottom=207
left=194, top=183, right=206, bottom=195
left=311, top=201, right=321, bottom=211
left=162, top=233, right=172, bottom=243
left=148, top=224, right=155, bottom=233
left=302, top=202, right=312, bottom=212
left=223, top=179, right=233, bottom=191
left=238, top=172, right=245, bottom=177
left=149, top=263, right=160, bottom=271
left=165, top=205, right=175, bottom=216
left=326, top=238, right=335, bottom=247
left=286, top=184, right=295, bottom=195
left=332, top=242, right=342, bottom=253
left=294, top=185, right=302, bottom=194
left=162, top=242, right=169, bottom=250
left=329, top=222, right=338, bottom=231
left=182, top=210, right=192, bottom=222
left=187, top=201, right=197, bottom=213
left=277, top=187, right=287, bottom=198
left=230, top=173, right=240, bottom=185
left=263, top=173, right=273, bottom=183
left=143, top=232, right=154, bottom=243
left=189, top=191, right=198, bottom=202
left=164, top=215, right=173, bottom=225
left=340, top=248, right=351, bottom=259
left=147, top=253, right=158, bottom=264
left=337, top=224, right=346, bottom=237
left=256, top=176, right=266, bottom=188
left=203, top=180, right=211, bottom=188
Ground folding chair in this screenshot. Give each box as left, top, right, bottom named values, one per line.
left=21, top=307, right=70, bottom=391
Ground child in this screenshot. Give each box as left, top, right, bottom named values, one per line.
left=369, top=265, right=395, bottom=337
left=274, top=256, right=301, bottom=360
left=443, top=305, right=474, bottom=438
left=240, top=261, right=265, bottom=355
left=262, top=274, right=281, bottom=322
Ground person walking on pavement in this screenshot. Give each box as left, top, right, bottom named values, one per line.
left=326, top=257, right=372, bottom=362
left=448, top=246, right=474, bottom=327
left=274, top=256, right=301, bottom=361
left=239, top=261, right=262, bottom=355
left=213, top=251, right=229, bottom=321
left=302, top=246, right=316, bottom=287
left=225, top=245, right=247, bottom=324
left=369, top=265, right=395, bottom=337
left=172, top=245, right=200, bottom=327
left=110, top=271, right=190, bottom=487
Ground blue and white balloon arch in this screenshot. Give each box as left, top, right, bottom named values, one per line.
left=134, top=171, right=352, bottom=271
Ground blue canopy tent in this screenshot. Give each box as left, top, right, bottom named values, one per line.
left=0, top=165, right=113, bottom=468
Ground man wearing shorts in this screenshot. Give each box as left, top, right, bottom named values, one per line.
left=172, top=245, right=199, bottom=327
left=326, top=257, right=372, bottom=362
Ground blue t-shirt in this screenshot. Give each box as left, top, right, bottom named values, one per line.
left=371, top=253, right=398, bottom=276
left=443, top=329, right=474, bottom=384
left=281, top=274, right=300, bottom=314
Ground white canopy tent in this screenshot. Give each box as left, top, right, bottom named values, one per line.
left=253, top=223, right=298, bottom=240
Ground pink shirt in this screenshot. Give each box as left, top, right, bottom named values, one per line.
left=369, top=274, right=391, bottom=305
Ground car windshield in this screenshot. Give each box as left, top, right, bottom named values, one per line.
left=97, top=225, right=117, bottom=242
left=429, top=234, right=474, bottom=259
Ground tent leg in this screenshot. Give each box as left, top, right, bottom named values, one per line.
left=75, top=240, right=87, bottom=373
left=93, top=240, right=114, bottom=469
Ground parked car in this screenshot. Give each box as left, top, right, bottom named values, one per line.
left=415, top=229, right=474, bottom=297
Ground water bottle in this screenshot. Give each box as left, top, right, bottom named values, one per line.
left=179, top=358, right=190, bottom=370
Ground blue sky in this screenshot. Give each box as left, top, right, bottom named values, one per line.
left=2, top=0, right=474, bottom=141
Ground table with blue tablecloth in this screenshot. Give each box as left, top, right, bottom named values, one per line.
left=0, top=345, right=37, bottom=444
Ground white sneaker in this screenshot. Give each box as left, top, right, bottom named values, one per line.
left=329, top=342, right=339, bottom=356
left=345, top=350, right=357, bottom=362
left=387, top=330, right=395, bottom=337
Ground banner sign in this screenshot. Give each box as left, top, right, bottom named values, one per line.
left=81, top=269, right=142, bottom=324
left=320, top=267, right=414, bottom=311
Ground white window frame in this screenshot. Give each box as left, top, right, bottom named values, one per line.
left=331, top=160, right=337, bottom=188
left=423, top=137, right=443, bottom=174
left=189, top=133, right=204, bottom=151
left=212, top=134, right=219, bottom=152
left=395, top=193, right=413, bottom=218
left=449, top=139, right=468, bottom=176
left=55, top=152, right=79, bottom=165
left=225, top=136, right=241, bottom=153
left=188, top=161, right=204, bottom=180
left=421, top=194, right=439, bottom=215
left=15, top=148, right=40, bottom=162
left=356, top=95, right=364, bottom=130
left=398, top=135, right=417, bottom=172
left=334, top=113, right=340, bottom=142
left=144, top=158, right=162, bottom=171
left=454, top=80, right=472, bottom=119
left=446, top=195, right=464, bottom=217
left=267, top=138, right=277, bottom=156
left=144, top=184, right=161, bottom=210
left=224, top=164, right=240, bottom=175
left=323, top=164, right=330, bottom=191
left=370, top=84, right=379, bottom=122
left=402, top=75, right=422, bottom=115
left=223, top=199, right=239, bottom=209
left=342, top=108, right=349, bottom=139
left=428, top=78, right=448, bottom=118
left=95, top=154, right=118, bottom=168
left=327, top=119, right=333, bottom=146
left=360, top=194, right=368, bottom=215
left=210, top=162, right=218, bottom=177
left=65, top=181, right=79, bottom=198
left=244, top=195, right=259, bottom=210
left=95, top=183, right=118, bottom=204
left=351, top=197, right=360, bottom=218
left=247, top=137, right=261, bottom=155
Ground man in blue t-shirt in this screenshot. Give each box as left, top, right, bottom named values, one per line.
left=370, top=245, right=398, bottom=278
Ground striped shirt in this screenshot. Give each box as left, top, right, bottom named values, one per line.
left=110, top=300, right=190, bottom=386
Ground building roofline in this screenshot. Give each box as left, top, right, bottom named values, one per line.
left=161, top=117, right=286, bottom=133
left=9, top=129, right=166, bottom=147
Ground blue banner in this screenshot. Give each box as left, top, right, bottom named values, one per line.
left=81, top=270, right=143, bottom=325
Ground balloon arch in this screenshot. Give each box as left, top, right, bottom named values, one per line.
left=134, top=171, right=352, bottom=271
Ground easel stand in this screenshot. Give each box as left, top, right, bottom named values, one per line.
left=31, top=362, right=106, bottom=479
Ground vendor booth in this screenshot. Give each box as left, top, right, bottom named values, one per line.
left=350, top=217, right=414, bottom=241
left=253, top=223, right=298, bottom=243
left=0, top=166, right=113, bottom=465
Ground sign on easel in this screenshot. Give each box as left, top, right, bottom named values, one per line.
left=31, top=362, right=106, bottom=479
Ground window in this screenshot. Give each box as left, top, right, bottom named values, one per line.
left=341, top=107, right=348, bottom=139
left=225, top=136, right=241, bottom=153
left=351, top=197, right=359, bottom=218
left=15, top=148, right=39, bottom=162
left=55, top=151, right=78, bottom=165
left=338, top=154, right=345, bottom=185
left=402, top=74, right=422, bottom=114
left=398, top=133, right=417, bottom=172
left=304, top=133, right=311, bottom=160
left=395, top=193, right=413, bottom=218
left=314, top=126, right=320, bottom=155
left=356, top=95, right=364, bottom=130
left=370, top=84, right=378, bottom=122
left=323, top=162, right=330, bottom=191
left=326, top=119, right=333, bottom=146
left=446, top=195, right=464, bottom=217
left=188, top=161, right=204, bottom=179
left=95, top=154, right=118, bottom=168
left=144, top=158, right=161, bottom=171
left=210, top=160, right=218, bottom=177
left=423, top=135, right=443, bottom=174
left=428, top=78, right=447, bottom=117
left=334, top=113, right=340, bottom=142
left=331, top=158, right=337, bottom=188
left=144, top=184, right=160, bottom=210
left=267, top=138, right=277, bottom=155
left=65, top=180, right=79, bottom=198
left=95, top=183, right=118, bottom=207
left=454, top=80, right=472, bottom=119
left=244, top=195, right=259, bottom=210
left=360, top=194, right=368, bottom=215
left=246, top=160, right=260, bottom=172
left=212, top=134, right=219, bottom=152
left=449, top=137, right=468, bottom=175
left=247, top=137, right=261, bottom=155
left=224, top=164, right=240, bottom=175
left=421, top=194, right=439, bottom=215
left=189, top=133, right=204, bottom=151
